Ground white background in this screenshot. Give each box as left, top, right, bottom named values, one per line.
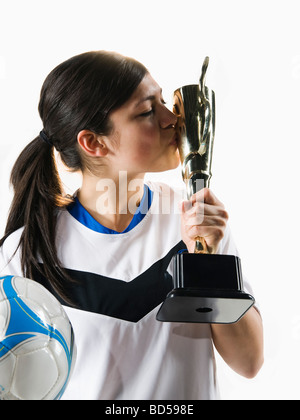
left=1, top=0, right=300, bottom=400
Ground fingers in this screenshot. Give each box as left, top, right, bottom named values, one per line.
left=180, top=188, right=229, bottom=254
left=191, top=187, right=224, bottom=207
left=181, top=190, right=229, bottom=226
left=184, top=223, right=226, bottom=244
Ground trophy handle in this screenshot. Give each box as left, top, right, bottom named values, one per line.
left=194, top=56, right=211, bottom=255
left=199, top=56, right=209, bottom=100
left=198, top=57, right=211, bottom=157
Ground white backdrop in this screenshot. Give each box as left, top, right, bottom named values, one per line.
left=1, top=0, right=300, bottom=400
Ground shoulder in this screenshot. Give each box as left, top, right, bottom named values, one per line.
left=1, top=227, right=23, bottom=256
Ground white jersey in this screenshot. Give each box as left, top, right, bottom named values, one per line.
left=0, top=182, right=252, bottom=400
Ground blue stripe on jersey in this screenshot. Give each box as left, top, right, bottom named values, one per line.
left=67, top=184, right=153, bottom=234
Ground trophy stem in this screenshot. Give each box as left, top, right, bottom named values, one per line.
left=186, top=173, right=210, bottom=199
left=195, top=237, right=208, bottom=254
left=187, top=173, right=211, bottom=254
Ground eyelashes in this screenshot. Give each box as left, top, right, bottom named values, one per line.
left=140, top=109, right=154, bottom=117
left=139, top=100, right=167, bottom=118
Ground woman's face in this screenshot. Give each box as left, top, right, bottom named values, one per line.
left=104, top=73, right=180, bottom=177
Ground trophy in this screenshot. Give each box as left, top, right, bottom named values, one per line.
left=157, top=57, right=255, bottom=324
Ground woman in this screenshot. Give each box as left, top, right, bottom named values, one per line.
left=0, top=51, right=263, bottom=400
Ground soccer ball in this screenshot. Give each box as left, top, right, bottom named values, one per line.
left=0, top=275, right=76, bottom=400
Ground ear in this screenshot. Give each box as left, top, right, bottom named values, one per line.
left=77, top=130, right=108, bottom=157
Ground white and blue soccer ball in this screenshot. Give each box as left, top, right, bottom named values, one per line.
left=0, top=275, right=76, bottom=400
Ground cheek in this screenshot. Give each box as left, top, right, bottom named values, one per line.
left=117, top=137, right=151, bottom=166
left=128, top=143, right=153, bottom=168
left=137, top=139, right=155, bottom=155
left=131, top=127, right=159, bottom=157
left=115, top=122, right=161, bottom=168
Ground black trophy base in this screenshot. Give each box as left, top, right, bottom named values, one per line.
left=156, top=253, right=255, bottom=324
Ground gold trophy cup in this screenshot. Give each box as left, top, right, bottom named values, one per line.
left=157, top=57, right=255, bottom=323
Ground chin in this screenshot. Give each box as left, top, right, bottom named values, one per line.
left=147, top=150, right=181, bottom=173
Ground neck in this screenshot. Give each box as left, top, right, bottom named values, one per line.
left=77, top=170, right=145, bottom=232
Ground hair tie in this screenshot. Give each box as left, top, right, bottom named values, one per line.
left=39, top=130, right=53, bottom=147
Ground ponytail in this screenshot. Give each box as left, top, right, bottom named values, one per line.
left=0, top=136, right=74, bottom=304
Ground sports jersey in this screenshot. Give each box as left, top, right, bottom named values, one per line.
left=0, top=181, right=253, bottom=400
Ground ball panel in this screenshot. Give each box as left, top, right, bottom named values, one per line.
left=1, top=392, right=19, bottom=400
left=13, top=335, right=50, bottom=356
left=45, top=340, right=69, bottom=400
left=51, top=315, right=73, bottom=348
left=12, top=348, right=59, bottom=400
left=0, top=351, right=16, bottom=399
left=11, top=276, right=27, bottom=299
left=0, top=280, right=6, bottom=303
left=25, top=278, right=64, bottom=318
left=0, top=300, right=10, bottom=338
left=20, top=295, right=52, bottom=327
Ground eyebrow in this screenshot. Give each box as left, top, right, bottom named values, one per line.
left=134, top=89, right=163, bottom=108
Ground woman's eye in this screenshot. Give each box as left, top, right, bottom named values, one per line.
left=139, top=99, right=166, bottom=118
left=140, top=109, right=154, bottom=117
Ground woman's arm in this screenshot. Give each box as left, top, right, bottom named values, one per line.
left=180, top=187, right=264, bottom=377
left=211, top=307, right=263, bottom=378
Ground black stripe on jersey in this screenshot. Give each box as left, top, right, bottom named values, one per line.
left=33, top=241, right=186, bottom=323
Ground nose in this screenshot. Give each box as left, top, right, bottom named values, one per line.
left=159, top=106, right=177, bottom=129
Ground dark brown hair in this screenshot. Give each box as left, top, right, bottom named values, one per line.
left=0, top=51, right=148, bottom=303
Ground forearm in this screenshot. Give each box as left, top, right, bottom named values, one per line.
left=211, top=307, right=264, bottom=378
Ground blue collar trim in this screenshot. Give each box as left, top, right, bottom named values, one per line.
left=67, top=184, right=153, bottom=234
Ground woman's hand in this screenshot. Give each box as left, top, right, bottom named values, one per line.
left=180, top=188, right=229, bottom=254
